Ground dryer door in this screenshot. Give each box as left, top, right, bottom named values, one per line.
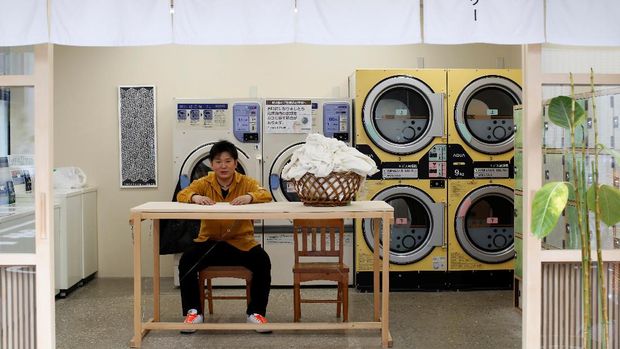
left=268, top=143, right=304, bottom=203
left=363, top=76, right=444, bottom=155
left=363, top=185, right=444, bottom=265
left=455, top=185, right=514, bottom=263
left=179, top=142, right=251, bottom=181
left=454, top=76, right=522, bottom=155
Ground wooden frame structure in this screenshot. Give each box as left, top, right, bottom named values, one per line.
left=12, top=41, right=618, bottom=349
left=521, top=44, right=620, bottom=349
left=129, top=201, right=394, bottom=348
left=0, top=44, right=55, bottom=348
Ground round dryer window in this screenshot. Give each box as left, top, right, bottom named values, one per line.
left=363, top=76, right=443, bottom=155
left=278, top=167, right=300, bottom=202
left=455, top=185, right=514, bottom=263
left=454, top=76, right=522, bottom=155
left=268, top=143, right=303, bottom=203
left=180, top=143, right=249, bottom=181
left=363, top=186, right=443, bottom=265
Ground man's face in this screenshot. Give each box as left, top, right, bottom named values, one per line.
left=211, top=152, right=237, bottom=183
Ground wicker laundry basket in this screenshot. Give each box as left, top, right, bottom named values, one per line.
left=291, top=171, right=363, bottom=207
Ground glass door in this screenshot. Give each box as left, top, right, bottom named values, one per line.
left=0, top=44, right=54, bottom=348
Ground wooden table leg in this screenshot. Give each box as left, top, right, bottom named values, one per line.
left=132, top=215, right=143, bottom=347
left=381, top=215, right=391, bottom=348
left=372, top=218, right=381, bottom=322
left=153, top=219, right=160, bottom=322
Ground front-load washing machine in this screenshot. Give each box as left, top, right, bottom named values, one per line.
left=447, top=178, right=514, bottom=289
left=446, top=69, right=522, bottom=180
left=354, top=145, right=448, bottom=291
left=351, top=69, right=446, bottom=180
left=172, top=98, right=263, bottom=286
left=173, top=98, right=263, bottom=184
left=261, top=98, right=354, bottom=286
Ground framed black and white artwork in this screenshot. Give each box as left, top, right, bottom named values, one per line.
left=118, top=86, right=158, bottom=188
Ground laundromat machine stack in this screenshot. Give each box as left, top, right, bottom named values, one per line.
left=350, top=69, right=449, bottom=290
left=169, top=68, right=522, bottom=291
left=351, top=69, right=521, bottom=291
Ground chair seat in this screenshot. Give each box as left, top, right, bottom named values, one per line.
left=293, top=262, right=349, bottom=274
left=201, top=265, right=252, bottom=279
left=199, top=266, right=252, bottom=315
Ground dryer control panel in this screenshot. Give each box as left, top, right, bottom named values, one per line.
left=232, top=102, right=260, bottom=143
left=356, top=144, right=447, bottom=180
left=447, top=144, right=513, bottom=179
left=322, top=102, right=351, bottom=142
left=175, top=101, right=260, bottom=143
left=176, top=103, right=229, bottom=128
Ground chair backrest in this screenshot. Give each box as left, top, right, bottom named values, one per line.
left=292, top=219, right=345, bottom=264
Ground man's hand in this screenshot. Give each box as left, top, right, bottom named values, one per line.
left=191, top=194, right=215, bottom=205
left=230, top=194, right=253, bottom=205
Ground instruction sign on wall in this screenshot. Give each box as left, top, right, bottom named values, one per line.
left=265, top=99, right=312, bottom=133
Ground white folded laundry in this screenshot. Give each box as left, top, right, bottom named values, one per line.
left=281, top=133, right=378, bottom=181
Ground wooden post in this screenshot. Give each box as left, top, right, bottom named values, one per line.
left=522, top=43, right=543, bottom=349
left=373, top=218, right=381, bottom=322
left=153, top=219, right=160, bottom=322
left=131, top=214, right=143, bottom=347
left=381, top=214, right=392, bottom=348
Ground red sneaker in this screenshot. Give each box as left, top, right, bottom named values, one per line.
left=247, top=313, right=272, bottom=333
left=181, top=309, right=203, bottom=334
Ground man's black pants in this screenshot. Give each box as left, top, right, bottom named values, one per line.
left=178, top=240, right=271, bottom=316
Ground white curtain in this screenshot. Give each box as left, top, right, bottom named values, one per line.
left=423, top=0, right=544, bottom=44
left=4, top=0, right=620, bottom=47
left=174, top=0, right=294, bottom=45
left=50, top=0, right=172, bottom=46
left=296, top=0, right=421, bottom=45
left=0, top=0, right=48, bottom=46
left=546, top=0, right=620, bottom=46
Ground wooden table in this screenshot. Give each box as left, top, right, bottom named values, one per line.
left=129, top=201, right=394, bottom=348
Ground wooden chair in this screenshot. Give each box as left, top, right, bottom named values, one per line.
left=198, top=266, right=252, bottom=315
left=292, top=218, right=349, bottom=322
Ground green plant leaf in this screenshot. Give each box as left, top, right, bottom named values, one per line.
left=531, top=182, right=570, bottom=239
left=548, top=96, right=586, bottom=129
left=586, top=184, right=620, bottom=226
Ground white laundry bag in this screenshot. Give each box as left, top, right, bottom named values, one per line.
left=53, top=167, right=87, bottom=189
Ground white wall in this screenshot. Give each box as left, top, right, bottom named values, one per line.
left=53, top=43, right=521, bottom=277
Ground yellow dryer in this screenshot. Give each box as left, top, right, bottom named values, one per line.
left=446, top=69, right=521, bottom=179
left=351, top=69, right=447, bottom=177
left=447, top=178, right=515, bottom=272
left=355, top=179, right=447, bottom=289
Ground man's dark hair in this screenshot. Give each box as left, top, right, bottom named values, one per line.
left=209, top=140, right=238, bottom=161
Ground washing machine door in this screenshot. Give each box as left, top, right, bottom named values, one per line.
left=179, top=142, right=250, bottom=182
left=455, top=185, right=514, bottom=263
left=268, top=143, right=303, bottom=202
left=363, top=186, right=444, bottom=265
left=363, top=76, right=444, bottom=155
left=454, top=76, right=522, bottom=155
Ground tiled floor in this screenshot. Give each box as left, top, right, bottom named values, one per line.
left=55, top=278, right=521, bottom=349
